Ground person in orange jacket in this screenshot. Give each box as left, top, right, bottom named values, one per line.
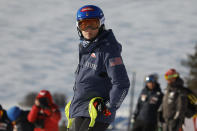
left=28, top=90, right=61, bottom=131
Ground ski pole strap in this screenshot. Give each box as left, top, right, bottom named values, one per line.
left=88, top=97, right=103, bottom=128
left=65, top=101, right=73, bottom=130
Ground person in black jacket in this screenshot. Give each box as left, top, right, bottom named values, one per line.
left=6, top=106, right=34, bottom=131
left=159, top=69, right=189, bottom=131
left=131, top=74, right=163, bottom=131
left=0, top=104, right=12, bottom=131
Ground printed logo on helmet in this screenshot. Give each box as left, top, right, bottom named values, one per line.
left=81, top=7, right=95, bottom=12
left=141, top=94, right=147, bottom=101
left=39, top=92, right=46, bottom=96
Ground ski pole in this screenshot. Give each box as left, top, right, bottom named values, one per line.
left=65, top=101, right=73, bottom=131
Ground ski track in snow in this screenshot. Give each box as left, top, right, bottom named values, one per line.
left=0, top=0, right=197, bottom=130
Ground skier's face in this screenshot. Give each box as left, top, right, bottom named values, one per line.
left=79, top=18, right=100, bottom=40
left=81, top=28, right=99, bottom=40
left=147, top=82, right=155, bottom=90
left=167, top=78, right=176, bottom=84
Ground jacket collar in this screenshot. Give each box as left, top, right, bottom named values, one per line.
left=79, top=29, right=111, bottom=54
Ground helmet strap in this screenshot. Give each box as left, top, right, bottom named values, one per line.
left=77, top=27, right=83, bottom=37
left=99, top=24, right=106, bottom=33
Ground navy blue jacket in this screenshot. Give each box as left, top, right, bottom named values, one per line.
left=69, top=29, right=130, bottom=123
left=133, top=83, right=163, bottom=124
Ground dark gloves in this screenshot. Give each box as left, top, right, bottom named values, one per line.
left=157, top=105, right=165, bottom=123
left=157, top=111, right=165, bottom=123
left=93, top=99, right=111, bottom=117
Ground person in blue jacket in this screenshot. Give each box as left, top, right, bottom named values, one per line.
left=131, top=74, right=163, bottom=131
left=7, top=106, right=34, bottom=131
left=69, top=5, right=130, bottom=131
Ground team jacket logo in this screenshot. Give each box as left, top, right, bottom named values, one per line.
left=91, top=53, right=96, bottom=58
left=168, top=92, right=175, bottom=104
left=85, top=61, right=97, bottom=70
left=150, top=97, right=158, bottom=104
left=141, top=94, right=147, bottom=101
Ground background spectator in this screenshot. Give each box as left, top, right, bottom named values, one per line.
left=28, top=90, right=61, bottom=131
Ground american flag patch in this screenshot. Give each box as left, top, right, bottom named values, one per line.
left=109, top=57, right=123, bottom=67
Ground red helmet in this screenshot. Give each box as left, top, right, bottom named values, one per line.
left=164, top=68, right=179, bottom=80
left=36, top=90, right=53, bottom=105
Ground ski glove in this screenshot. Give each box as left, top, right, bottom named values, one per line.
left=93, top=99, right=111, bottom=117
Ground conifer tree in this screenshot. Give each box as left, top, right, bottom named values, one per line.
left=182, top=44, right=197, bottom=95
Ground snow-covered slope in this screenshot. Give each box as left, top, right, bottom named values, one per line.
left=0, top=0, right=197, bottom=130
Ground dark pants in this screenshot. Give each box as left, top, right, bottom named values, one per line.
left=74, top=117, right=109, bottom=131
left=132, top=120, right=156, bottom=131
left=162, top=119, right=183, bottom=131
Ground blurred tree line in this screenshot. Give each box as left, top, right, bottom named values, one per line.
left=182, top=43, right=197, bottom=95
left=18, top=92, right=67, bottom=109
